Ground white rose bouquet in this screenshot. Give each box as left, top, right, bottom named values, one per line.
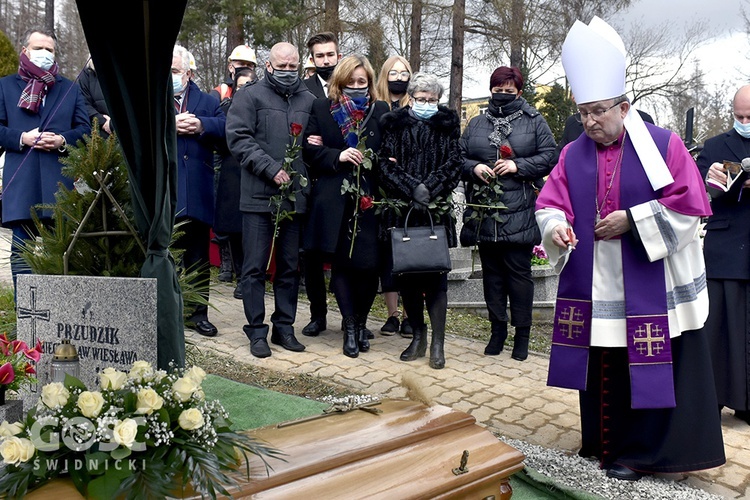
left=0, top=362, right=281, bottom=499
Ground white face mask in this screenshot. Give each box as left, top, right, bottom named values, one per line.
left=28, top=49, right=55, bottom=71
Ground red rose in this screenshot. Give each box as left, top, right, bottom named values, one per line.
left=359, top=195, right=374, bottom=211
left=351, top=109, right=366, bottom=122
left=290, top=122, right=303, bottom=137
left=499, top=144, right=513, bottom=159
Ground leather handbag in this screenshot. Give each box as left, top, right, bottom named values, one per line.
left=390, top=207, right=452, bottom=275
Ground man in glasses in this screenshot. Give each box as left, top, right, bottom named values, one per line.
left=535, top=17, right=724, bottom=482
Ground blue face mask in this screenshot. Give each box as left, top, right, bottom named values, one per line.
left=172, top=74, right=186, bottom=95
left=28, top=49, right=55, bottom=71
left=734, top=119, right=750, bottom=139
left=412, top=102, right=438, bottom=120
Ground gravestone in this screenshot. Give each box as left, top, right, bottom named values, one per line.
left=16, top=275, right=157, bottom=409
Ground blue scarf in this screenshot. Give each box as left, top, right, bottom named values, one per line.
left=330, top=95, right=369, bottom=147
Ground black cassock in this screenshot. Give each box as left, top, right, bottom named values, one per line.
left=579, top=330, right=726, bottom=474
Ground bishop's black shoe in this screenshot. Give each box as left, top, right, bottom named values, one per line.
left=606, top=464, right=643, bottom=481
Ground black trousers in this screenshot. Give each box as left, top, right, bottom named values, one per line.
left=302, top=250, right=328, bottom=320
left=174, top=217, right=211, bottom=321
left=478, top=241, right=534, bottom=327
left=241, top=212, right=300, bottom=339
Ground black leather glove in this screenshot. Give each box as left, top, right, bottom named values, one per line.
left=412, top=183, right=430, bottom=210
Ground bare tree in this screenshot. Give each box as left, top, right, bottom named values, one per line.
left=448, top=0, right=463, bottom=111
left=324, top=0, right=341, bottom=37
left=622, top=20, right=710, bottom=106
left=409, top=0, right=422, bottom=72
left=44, top=0, right=54, bottom=35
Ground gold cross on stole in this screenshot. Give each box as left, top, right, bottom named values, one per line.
left=633, top=323, right=665, bottom=357
left=558, top=306, right=585, bottom=339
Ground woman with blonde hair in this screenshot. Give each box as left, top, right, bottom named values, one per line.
left=376, top=55, right=412, bottom=111
left=375, top=55, right=414, bottom=338
left=303, top=55, right=389, bottom=358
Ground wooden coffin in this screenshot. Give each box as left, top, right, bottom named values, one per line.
left=26, top=399, right=525, bottom=499
left=235, top=398, right=525, bottom=499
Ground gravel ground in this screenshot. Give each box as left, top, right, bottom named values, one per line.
left=502, top=438, right=724, bottom=500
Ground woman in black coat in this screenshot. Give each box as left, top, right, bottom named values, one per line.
left=459, top=66, right=556, bottom=360
left=378, top=72, right=462, bottom=369
left=214, top=68, right=257, bottom=298
left=303, top=55, right=389, bottom=358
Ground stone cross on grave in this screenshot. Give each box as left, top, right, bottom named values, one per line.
left=558, top=305, right=585, bottom=339
left=17, top=286, right=50, bottom=346
left=633, top=323, right=665, bottom=357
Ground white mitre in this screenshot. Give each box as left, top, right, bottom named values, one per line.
left=562, top=16, right=674, bottom=190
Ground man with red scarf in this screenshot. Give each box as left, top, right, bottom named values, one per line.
left=536, top=17, right=724, bottom=481
left=0, top=28, right=89, bottom=296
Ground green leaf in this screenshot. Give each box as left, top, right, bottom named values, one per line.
left=111, top=446, right=131, bottom=460
left=88, top=469, right=123, bottom=500
left=361, top=158, right=372, bottom=170
left=299, top=176, right=308, bottom=187
left=86, top=451, right=110, bottom=475
left=63, top=373, right=87, bottom=391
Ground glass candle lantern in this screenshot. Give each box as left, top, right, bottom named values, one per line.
left=50, top=339, right=80, bottom=383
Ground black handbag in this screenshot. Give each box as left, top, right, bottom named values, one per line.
left=390, top=207, right=452, bottom=275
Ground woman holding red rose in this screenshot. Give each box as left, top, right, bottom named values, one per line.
left=302, top=55, right=389, bottom=358
left=459, top=66, right=556, bottom=361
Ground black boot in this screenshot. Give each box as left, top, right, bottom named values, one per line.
left=426, top=291, right=447, bottom=369
left=400, top=324, right=427, bottom=361
left=356, top=315, right=370, bottom=352
left=429, top=327, right=445, bottom=369
left=217, top=240, right=233, bottom=282
left=342, top=316, right=359, bottom=358
left=511, top=326, right=530, bottom=361
left=484, top=321, right=508, bottom=355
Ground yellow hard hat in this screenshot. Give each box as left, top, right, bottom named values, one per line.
left=228, top=44, right=257, bottom=65
left=187, top=51, right=197, bottom=71
left=304, top=56, right=315, bottom=70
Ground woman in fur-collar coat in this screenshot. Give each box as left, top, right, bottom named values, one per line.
left=378, top=72, right=462, bottom=370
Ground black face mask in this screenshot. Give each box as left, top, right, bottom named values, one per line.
left=388, top=80, right=409, bottom=95
left=491, top=92, right=517, bottom=107
left=315, top=64, right=336, bottom=82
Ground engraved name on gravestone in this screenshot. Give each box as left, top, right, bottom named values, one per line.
left=16, top=275, right=157, bottom=407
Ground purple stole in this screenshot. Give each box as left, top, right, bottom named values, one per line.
left=547, top=125, right=676, bottom=409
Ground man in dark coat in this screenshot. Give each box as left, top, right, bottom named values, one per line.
left=226, top=42, right=315, bottom=358
left=299, top=31, right=343, bottom=338
left=0, top=28, right=90, bottom=295
left=698, top=83, right=750, bottom=425
left=78, top=59, right=112, bottom=138
left=171, top=45, right=226, bottom=337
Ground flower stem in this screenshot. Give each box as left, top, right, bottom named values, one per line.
left=267, top=210, right=282, bottom=271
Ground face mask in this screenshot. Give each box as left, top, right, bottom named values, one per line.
left=491, top=92, right=516, bottom=107
left=172, top=74, right=186, bottom=94
left=388, top=80, right=409, bottom=95
left=412, top=102, right=438, bottom=120
left=343, top=86, right=368, bottom=99
left=28, top=49, right=54, bottom=71
left=315, top=65, right=335, bottom=82
left=270, top=68, right=299, bottom=87
left=734, top=119, right=750, bottom=139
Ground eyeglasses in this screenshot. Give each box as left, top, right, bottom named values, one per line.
left=575, top=102, right=621, bottom=123
left=412, top=97, right=439, bottom=105
left=388, top=70, right=410, bottom=80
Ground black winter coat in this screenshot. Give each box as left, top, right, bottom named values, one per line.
left=697, top=129, right=750, bottom=280
left=302, top=98, right=389, bottom=268
left=459, top=98, right=556, bottom=246
left=78, top=66, right=110, bottom=138
left=378, top=106, right=462, bottom=247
